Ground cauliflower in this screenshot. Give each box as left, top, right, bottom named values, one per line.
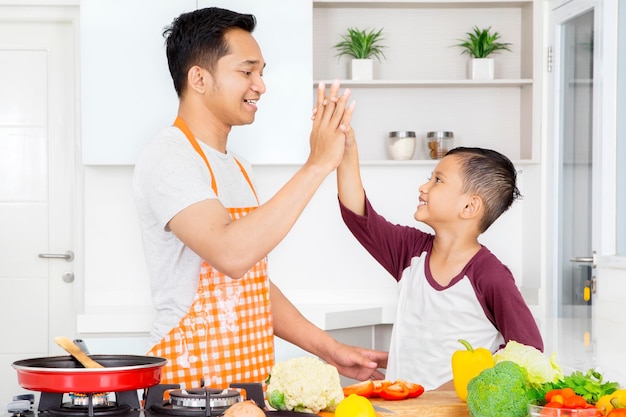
left=493, top=340, right=563, bottom=386
left=265, top=356, right=344, bottom=413
left=466, top=361, right=542, bottom=417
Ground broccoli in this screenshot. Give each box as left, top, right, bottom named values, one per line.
left=466, top=360, right=542, bottom=417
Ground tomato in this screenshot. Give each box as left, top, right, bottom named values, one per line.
left=371, top=380, right=391, bottom=398
left=396, top=380, right=424, bottom=399
left=551, top=394, right=565, bottom=406
left=563, top=395, right=588, bottom=409
left=608, top=409, right=626, bottom=417
left=546, top=389, right=571, bottom=403
left=343, top=380, right=374, bottom=398
left=544, top=401, right=564, bottom=409
left=560, top=388, right=576, bottom=399
left=379, top=381, right=409, bottom=401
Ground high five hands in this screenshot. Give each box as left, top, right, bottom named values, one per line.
left=308, top=80, right=355, bottom=173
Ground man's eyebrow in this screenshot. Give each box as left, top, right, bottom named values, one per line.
left=241, top=59, right=266, bottom=69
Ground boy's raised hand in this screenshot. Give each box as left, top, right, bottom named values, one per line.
left=307, top=80, right=354, bottom=173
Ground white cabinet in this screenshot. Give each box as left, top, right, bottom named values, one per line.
left=81, top=0, right=194, bottom=165
left=312, top=0, right=542, bottom=163
left=82, top=0, right=312, bottom=165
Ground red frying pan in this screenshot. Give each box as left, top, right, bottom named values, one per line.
left=12, top=355, right=167, bottom=393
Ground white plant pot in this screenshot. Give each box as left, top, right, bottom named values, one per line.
left=469, top=58, right=495, bottom=80
left=351, top=59, right=373, bottom=80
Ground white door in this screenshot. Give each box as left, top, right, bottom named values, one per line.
left=0, top=6, right=79, bottom=402
left=546, top=0, right=617, bottom=372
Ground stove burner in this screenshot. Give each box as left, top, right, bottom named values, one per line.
left=149, top=388, right=241, bottom=416
left=47, top=404, right=131, bottom=417
left=68, top=393, right=110, bottom=408
left=169, top=389, right=241, bottom=409
left=37, top=390, right=141, bottom=417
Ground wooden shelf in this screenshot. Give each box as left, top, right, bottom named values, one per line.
left=314, top=79, right=533, bottom=88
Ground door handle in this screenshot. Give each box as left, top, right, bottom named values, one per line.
left=570, top=257, right=593, bottom=263
left=38, top=250, right=74, bottom=262
left=569, top=251, right=596, bottom=267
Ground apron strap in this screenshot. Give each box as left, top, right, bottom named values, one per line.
left=174, top=116, right=217, bottom=195
left=174, top=116, right=259, bottom=203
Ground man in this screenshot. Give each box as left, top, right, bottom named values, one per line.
left=133, top=7, right=387, bottom=389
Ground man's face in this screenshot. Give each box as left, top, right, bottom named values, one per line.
left=204, top=28, right=267, bottom=127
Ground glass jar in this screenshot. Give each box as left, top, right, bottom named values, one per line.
left=426, top=131, right=454, bottom=159
left=388, top=131, right=416, bottom=160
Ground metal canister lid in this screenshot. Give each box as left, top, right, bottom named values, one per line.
left=426, top=131, right=454, bottom=139
left=389, top=131, right=416, bottom=138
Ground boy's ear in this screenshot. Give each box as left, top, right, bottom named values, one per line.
left=461, top=195, right=483, bottom=219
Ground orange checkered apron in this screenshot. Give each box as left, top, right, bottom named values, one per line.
left=147, top=117, right=274, bottom=389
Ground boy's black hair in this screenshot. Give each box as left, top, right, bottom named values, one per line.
left=163, top=7, right=256, bottom=97
left=445, top=147, right=522, bottom=232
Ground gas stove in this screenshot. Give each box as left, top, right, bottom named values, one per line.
left=8, top=383, right=266, bottom=417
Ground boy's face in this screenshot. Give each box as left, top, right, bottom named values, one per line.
left=202, top=28, right=267, bottom=128
left=415, top=154, right=471, bottom=227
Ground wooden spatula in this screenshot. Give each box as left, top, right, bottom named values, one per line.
left=54, top=336, right=104, bottom=368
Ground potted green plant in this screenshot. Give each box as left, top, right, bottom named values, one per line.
left=454, top=26, right=512, bottom=80
left=334, top=27, right=387, bottom=80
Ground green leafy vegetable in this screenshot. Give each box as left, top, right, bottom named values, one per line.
left=539, top=368, right=620, bottom=405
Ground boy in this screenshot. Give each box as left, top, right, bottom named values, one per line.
left=336, top=127, right=543, bottom=390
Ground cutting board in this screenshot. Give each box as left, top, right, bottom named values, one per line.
left=316, top=391, right=469, bottom=417
left=371, top=391, right=470, bottom=417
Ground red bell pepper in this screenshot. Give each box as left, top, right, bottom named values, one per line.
left=398, top=380, right=424, bottom=399
left=379, top=381, right=409, bottom=401
left=370, top=380, right=391, bottom=398
left=342, top=380, right=374, bottom=398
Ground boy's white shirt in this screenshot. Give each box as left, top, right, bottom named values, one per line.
left=386, top=254, right=504, bottom=390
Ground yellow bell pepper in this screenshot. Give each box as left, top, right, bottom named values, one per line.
left=596, top=389, right=626, bottom=413
left=451, top=339, right=495, bottom=401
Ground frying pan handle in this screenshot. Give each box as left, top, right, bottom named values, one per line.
left=73, top=339, right=90, bottom=354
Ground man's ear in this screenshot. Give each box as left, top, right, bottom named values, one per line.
left=462, top=195, right=483, bottom=219
left=187, top=65, right=210, bottom=94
